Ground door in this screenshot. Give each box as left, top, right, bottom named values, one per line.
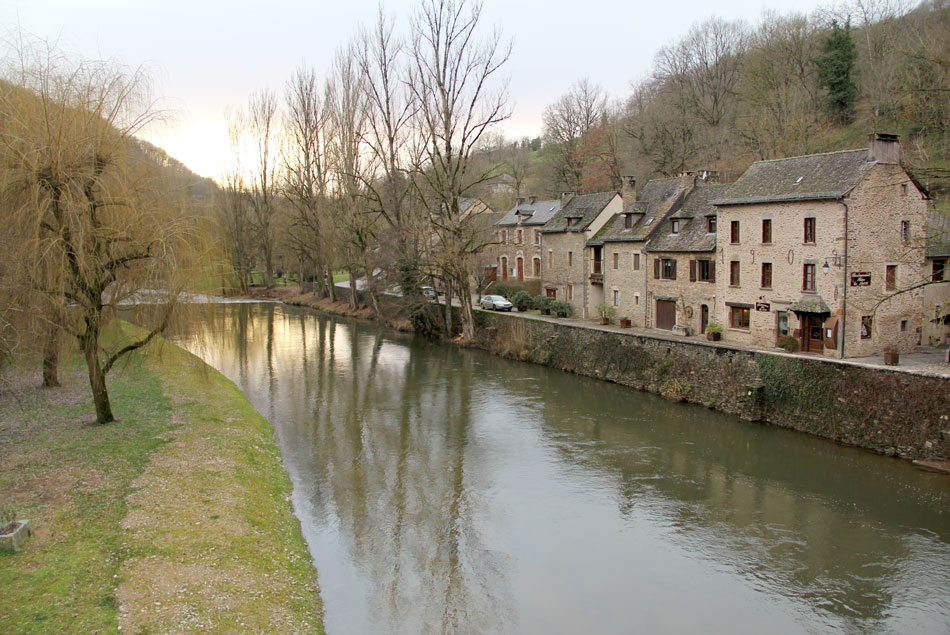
left=517, top=257, right=524, bottom=281
left=501, top=257, right=508, bottom=280
left=804, top=315, right=824, bottom=352
left=700, top=304, right=709, bottom=334
left=656, top=300, right=676, bottom=330
left=775, top=311, right=789, bottom=345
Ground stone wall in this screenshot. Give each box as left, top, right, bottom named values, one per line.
left=471, top=310, right=950, bottom=462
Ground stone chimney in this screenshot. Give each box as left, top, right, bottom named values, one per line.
left=528, top=195, right=537, bottom=205
left=679, top=171, right=696, bottom=188
left=621, top=175, right=637, bottom=207
left=868, top=133, right=900, bottom=164
left=516, top=197, right=525, bottom=206
left=561, top=191, right=576, bottom=206
left=696, top=170, right=720, bottom=184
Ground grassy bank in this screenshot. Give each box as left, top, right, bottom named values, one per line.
left=0, top=328, right=324, bottom=633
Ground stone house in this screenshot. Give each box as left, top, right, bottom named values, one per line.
left=924, top=208, right=950, bottom=346
left=589, top=176, right=690, bottom=327
left=491, top=196, right=561, bottom=283
left=712, top=134, right=931, bottom=358
left=539, top=191, right=622, bottom=317
left=644, top=182, right=731, bottom=334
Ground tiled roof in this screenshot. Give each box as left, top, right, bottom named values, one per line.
left=540, top=191, right=618, bottom=233
left=646, top=184, right=731, bottom=252
left=497, top=198, right=562, bottom=227
left=927, top=209, right=950, bottom=258
left=713, top=149, right=872, bottom=206
left=588, top=178, right=686, bottom=245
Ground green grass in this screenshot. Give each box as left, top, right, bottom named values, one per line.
left=0, top=325, right=324, bottom=633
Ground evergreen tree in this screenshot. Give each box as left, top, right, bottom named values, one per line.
left=814, top=19, right=859, bottom=125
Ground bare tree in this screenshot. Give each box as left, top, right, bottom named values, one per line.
left=541, top=79, right=608, bottom=191
left=0, top=43, right=200, bottom=423
left=408, top=0, right=511, bottom=340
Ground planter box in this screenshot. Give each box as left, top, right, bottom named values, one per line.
left=0, top=520, right=32, bottom=553
left=884, top=349, right=900, bottom=366
left=619, top=319, right=632, bottom=328
left=672, top=324, right=691, bottom=337
left=707, top=332, right=721, bottom=341
left=557, top=311, right=568, bottom=318
left=600, top=317, right=610, bottom=325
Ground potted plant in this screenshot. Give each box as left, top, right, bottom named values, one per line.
left=883, top=345, right=899, bottom=366
left=596, top=303, right=615, bottom=325
left=511, top=290, right=532, bottom=312
left=0, top=505, right=32, bottom=553
left=619, top=317, right=632, bottom=328
left=705, top=321, right=723, bottom=341
left=533, top=294, right=553, bottom=315
left=551, top=300, right=572, bottom=318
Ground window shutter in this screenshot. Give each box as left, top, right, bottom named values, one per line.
left=689, top=260, right=696, bottom=282
left=654, top=258, right=660, bottom=279
left=709, top=260, right=716, bottom=283
left=671, top=260, right=677, bottom=280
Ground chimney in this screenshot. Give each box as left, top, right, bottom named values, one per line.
left=516, top=197, right=525, bottom=206
left=696, top=170, right=720, bottom=184
left=868, top=133, right=900, bottom=164
left=528, top=195, right=537, bottom=205
left=621, top=175, right=637, bottom=207
left=679, top=171, right=696, bottom=188
left=561, top=191, right=576, bottom=206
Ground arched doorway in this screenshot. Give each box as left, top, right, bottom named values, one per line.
left=533, top=257, right=541, bottom=277
left=501, top=256, right=508, bottom=280
left=700, top=304, right=709, bottom=334
left=516, top=257, right=524, bottom=281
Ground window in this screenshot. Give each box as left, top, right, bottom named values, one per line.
left=861, top=316, right=872, bottom=339
left=502, top=230, right=508, bottom=243
left=613, top=289, right=620, bottom=306
left=761, top=262, right=772, bottom=289
left=901, top=221, right=910, bottom=243
left=804, top=217, right=816, bottom=243
left=730, top=306, right=750, bottom=329
left=730, top=260, right=740, bottom=286
left=886, top=264, right=896, bottom=290
left=671, top=219, right=680, bottom=234
left=566, top=218, right=575, bottom=228
left=697, top=259, right=713, bottom=282
left=624, top=214, right=633, bottom=229
left=900, top=319, right=908, bottom=332
left=633, top=253, right=640, bottom=270
left=706, top=216, right=716, bottom=233
left=517, top=229, right=523, bottom=244
left=730, top=220, right=740, bottom=244
left=567, top=285, right=573, bottom=301
left=533, top=258, right=541, bottom=277
left=548, top=250, right=553, bottom=267
left=934, top=259, right=946, bottom=282
left=634, top=294, right=639, bottom=305
left=901, top=183, right=908, bottom=197
left=612, top=252, right=619, bottom=269
left=762, top=219, right=772, bottom=244
left=803, top=263, right=816, bottom=291
left=568, top=251, right=573, bottom=267
left=534, top=229, right=540, bottom=245
left=659, top=258, right=677, bottom=280
left=777, top=311, right=789, bottom=337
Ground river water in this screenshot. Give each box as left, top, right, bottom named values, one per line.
left=174, top=303, right=950, bottom=634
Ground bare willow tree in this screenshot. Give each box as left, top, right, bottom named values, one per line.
left=283, top=66, right=335, bottom=297
left=409, top=0, right=511, bottom=340
left=0, top=43, right=199, bottom=423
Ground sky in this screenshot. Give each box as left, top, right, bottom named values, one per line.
left=2, top=0, right=834, bottom=182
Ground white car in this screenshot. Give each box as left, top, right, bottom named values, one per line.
left=480, top=295, right=513, bottom=311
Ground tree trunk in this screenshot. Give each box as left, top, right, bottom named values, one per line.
left=348, top=269, right=358, bottom=309
left=327, top=267, right=337, bottom=301
left=365, top=267, right=381, bottom=318
left=42, top=324, right=60, bottom=388
left=81, top=328, right=114, bottom=424
left=457, top=274, right=475, bottom=340
left=444, top=285, right=453, bottom=337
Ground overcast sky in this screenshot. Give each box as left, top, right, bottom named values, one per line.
left=3, top=0, right=834, bottom=181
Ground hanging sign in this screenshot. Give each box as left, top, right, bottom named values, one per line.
left=755, top=302, right=771, bottom=312
left=850, top=272, right=871, bottom=286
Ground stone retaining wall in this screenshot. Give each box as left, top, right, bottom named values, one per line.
left=471, top=311, right=950, bottom=462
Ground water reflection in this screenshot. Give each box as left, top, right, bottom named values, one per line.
left=174, top=304, right=950, bottom=634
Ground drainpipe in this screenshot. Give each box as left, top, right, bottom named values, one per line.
left=840, top=198, right=849, bottom=359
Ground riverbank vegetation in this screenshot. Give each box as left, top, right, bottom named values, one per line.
left=0, top=324, right=323, bottom=633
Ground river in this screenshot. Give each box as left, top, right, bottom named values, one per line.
left=173, top=302, right=950, bottom=634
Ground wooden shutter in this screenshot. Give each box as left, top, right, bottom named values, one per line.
left=709, top=260, right=716, bottom=283
left=654, top=258, right=660, bottom=279
left=671, top=260, right=677, bottom=280
left=689, top=260, right=696, bottom=282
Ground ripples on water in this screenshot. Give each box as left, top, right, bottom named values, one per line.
left=173, top=303, right=950, bottom=635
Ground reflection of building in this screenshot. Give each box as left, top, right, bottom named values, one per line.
left=712, top=134, right=933, bottom=358
left=491, top=196, right=561, bottom=283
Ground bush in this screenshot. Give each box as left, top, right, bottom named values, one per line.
left=532, top=294, right=552, bottom=311
left=778, top=335, right=800, bottom=352
left=511, top=290, right=533, bottom=308
left=595, top=302, right=615, bottom=319
left=550, top=300, right=572, bottom=316
left=705, top=321, right=723, bottom=334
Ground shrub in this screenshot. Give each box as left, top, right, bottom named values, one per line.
left=532, top=294, right=552, bottom=311
left=705, top=321, right=723, bottom=334
left=778, top=335, right=800, bottom=352
left=511, top=290, right=533, bottom=308
left=596, top=302, right=615, bottom=319
left=550, top=300, right=572, bottom=316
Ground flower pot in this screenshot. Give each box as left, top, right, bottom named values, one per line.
left=619, top=318, right=632, bottom=328
left=557, top=311, right=568, bottom=318
left=707, top=332, right=721, bottom=341
left=0, top=519, right=32, bottom=553
left=517, top=306, right=528, bottom=312
left=883, top=348, right=899, bottom=365
left=600, top=317, right=609, bottom=325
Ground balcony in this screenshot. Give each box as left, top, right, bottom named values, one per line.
left=590, top=259, right=604, bottom=284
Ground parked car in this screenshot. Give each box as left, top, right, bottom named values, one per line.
left=480, top=295, right=513, bottom=311
left=420, top=285, right=436, bottom=299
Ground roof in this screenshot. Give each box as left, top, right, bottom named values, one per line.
left=540, top=191, right=618, bottom=233
left=927, top=209, right=950, bottom=258
left=788, top=295, right=831, bottom=314
left=588, top=178, right=687, bottom=245
left=497, top=198, right=562, bottom=227
left=713, top=149, right=872, bottom=206
left=646, top=184, right=731, bottom=252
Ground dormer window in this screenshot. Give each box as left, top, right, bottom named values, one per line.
left=670, top=219, right=680, bottom=235
left=566, top=217, right=575, bottom=228
left=624, top=214, right=633, bottom=229
left=706, top=216, right=716, bottom=233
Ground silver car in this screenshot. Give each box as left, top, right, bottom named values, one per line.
left=480, top=295, right=513, bottom=311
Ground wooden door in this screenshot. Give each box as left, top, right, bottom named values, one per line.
left=804, top=315, right=824, bottom=352
left=517, top=257, right=524, bottom=281
left=656, top=300, right=676, bottom=330
left=700, top=304, right=709, bottom=334
left=501, top=257, right=508, bottom=280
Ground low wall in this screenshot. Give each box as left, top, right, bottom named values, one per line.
left=471, top=311, right=950, bottom=462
